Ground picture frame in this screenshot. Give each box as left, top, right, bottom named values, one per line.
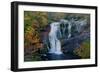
left=11, top=1, right=98, bottom=72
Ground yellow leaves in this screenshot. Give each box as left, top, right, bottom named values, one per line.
left=32, top=21, right=39, bottom=28
left=26, top=26, right=33, bottom=32
left=32, top=12, right=48, bottom=27
left=52, top=13, right=65, bottom=21
left=40, top=12, right=48, bottom=18
left=32, top=36, right=40, bottom=43
left=24, top=16, right=31, bottom=20
left=35, top=43, right=43, bottom=49
left=41, top=16, right=48, bottom=25
left=24, top=11, right=48, bottom=51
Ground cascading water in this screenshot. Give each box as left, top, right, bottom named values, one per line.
left=60, top=19, right=72, bottom=38
left=42, top=19, right=86, bottom=60
left=60, top=19, right=68, bottom=38
left=68, top=22, right=72, bottom=38
left=75, top=19, right=87, bottom=33
left=48, top=19, right=86, bottom=55
left=49, top=22, right=62, bottom=55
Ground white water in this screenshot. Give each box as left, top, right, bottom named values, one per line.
left=60, top=19, right=72, bottom=38
left=75, top=19, right=87, bottom=33
left=49, top=22, right=62, bottom=55
left=60, top=19, right=69, bottom=37
left=48, top=19, right=86, bottom=55
left=68, top=22, right=72, bottom=38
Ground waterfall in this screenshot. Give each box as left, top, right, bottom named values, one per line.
left=68, top=22, right=71, bottom=38
left=48, top=19, right=86, bottom=55
left=60, top=19, right=72, bottom=38
left=60, top=19, right=69, bottom=38
left=75, top=19, right=87, bottom=33
left=49, top=22, right=62, bottom=55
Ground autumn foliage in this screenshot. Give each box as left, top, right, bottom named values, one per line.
left=24, top=11, right=48, bottom=60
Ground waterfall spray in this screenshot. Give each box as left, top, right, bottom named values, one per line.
left=49, top=22, right=62, bottom=55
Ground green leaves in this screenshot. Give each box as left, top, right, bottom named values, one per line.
left=24, top=11, right=48, bottom=55
left=74, top=40, right=90, bottom=58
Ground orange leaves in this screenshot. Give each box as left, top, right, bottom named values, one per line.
left=24, top=11, right=48, bottom=54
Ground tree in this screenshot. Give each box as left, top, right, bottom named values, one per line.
left=24, top=11, right=48, bottom=59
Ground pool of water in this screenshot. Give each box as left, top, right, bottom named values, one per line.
left=41, top=52, right=81, bottom=61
